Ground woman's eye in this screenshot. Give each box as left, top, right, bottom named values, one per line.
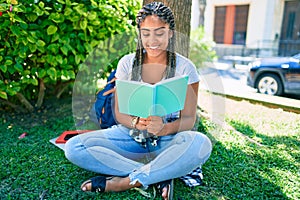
left=142, top=33, right=150, bottom=37
left=155, top=32, right=164, bottom=37
left=141, top=31, right=165, bottom=37
left=155, top=31, right=165, bottom=37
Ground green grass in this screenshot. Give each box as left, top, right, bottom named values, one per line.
left=1, top=97, right=299, bottom=199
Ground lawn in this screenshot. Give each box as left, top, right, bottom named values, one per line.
left=1, top=93, right=299, bottom=200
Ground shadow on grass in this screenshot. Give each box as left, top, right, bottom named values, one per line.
left=202, top=119, right=298, bottom=200
left=229, top=120, right=300, bottom=169
left=171, top=118, right=290, bottom=199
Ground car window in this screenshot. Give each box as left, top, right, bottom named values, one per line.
left=292, top=53, right=300, bottom=60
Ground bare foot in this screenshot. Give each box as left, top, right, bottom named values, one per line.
left=106, top=177, right=138, bottom=192
left=161, top=186, right=169, bottom=200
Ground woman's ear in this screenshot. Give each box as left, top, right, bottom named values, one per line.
left=168, top=30, right=174, bottom=39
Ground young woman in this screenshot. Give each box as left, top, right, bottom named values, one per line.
left=65, top=2, right=212, bottom=200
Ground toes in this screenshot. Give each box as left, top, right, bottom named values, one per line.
left=81, top=181, right=92, bottom=192
left=161, top=187, right=168, bottom=200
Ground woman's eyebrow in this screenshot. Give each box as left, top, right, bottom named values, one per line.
left=140, top=27, right=167, bottom=31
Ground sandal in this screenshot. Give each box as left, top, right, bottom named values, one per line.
left=81, top=176, right=112, bottom=193
left=157, top=179, right=174, bottom=200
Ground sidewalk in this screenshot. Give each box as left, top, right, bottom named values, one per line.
left=198, top=62, right=300, bottom=114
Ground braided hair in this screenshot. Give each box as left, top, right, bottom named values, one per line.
left=132, top=2, right=176, bottom=81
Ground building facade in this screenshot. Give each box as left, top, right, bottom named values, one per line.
left=191, top=0, right=300, bottom=58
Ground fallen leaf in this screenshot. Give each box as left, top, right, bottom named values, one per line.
left=18, top=132, right=27, bottom=139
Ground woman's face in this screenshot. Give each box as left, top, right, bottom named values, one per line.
left=139, top=15, right=173, bottom=59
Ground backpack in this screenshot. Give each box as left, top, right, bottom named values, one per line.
left=90, top=70, right=117, bottom=129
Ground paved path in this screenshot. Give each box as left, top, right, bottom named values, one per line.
left=198, top=62, right=300, bottom=114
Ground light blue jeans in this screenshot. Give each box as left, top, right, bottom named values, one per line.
left=65, top=124, right=212, bottom=187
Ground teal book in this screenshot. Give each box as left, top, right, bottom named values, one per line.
left=116, top=75, right=188, bottom=118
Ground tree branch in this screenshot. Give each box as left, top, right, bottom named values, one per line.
left=56, top=81, right=73, bottom=99
left=0, top=98, right=27, bottom=112
left=16, top=93, right=34, bottom=112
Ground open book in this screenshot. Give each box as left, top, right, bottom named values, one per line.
left=116, top=75, right=188, bottom=118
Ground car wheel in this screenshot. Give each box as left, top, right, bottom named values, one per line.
left=256, top=73, right=283, bottom=96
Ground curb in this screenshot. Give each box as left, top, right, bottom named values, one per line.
left=200, top=89, right=300, bottom=114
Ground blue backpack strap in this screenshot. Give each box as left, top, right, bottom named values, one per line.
left=92, top=70, right=117, bottom=129
left=107, top=69, right=116, bottom=82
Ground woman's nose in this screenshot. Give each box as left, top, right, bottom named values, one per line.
left=148, top=33, right=158, bottom=42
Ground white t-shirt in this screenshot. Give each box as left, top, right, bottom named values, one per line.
left=115, top=53, right=200, bottom=84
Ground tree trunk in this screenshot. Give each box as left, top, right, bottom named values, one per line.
left=142, top=0, right=192, bottom=57
left=16, top=93, right=34, bottom=112
left=199, top=0, right=206, bottom=26
left=36, top=78, right=45, bottom=108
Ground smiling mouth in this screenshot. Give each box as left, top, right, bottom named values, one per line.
left=148, top=46, right=160, bottom=50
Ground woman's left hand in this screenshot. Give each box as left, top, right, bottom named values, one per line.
left=146, top=116, right=165, bottom=136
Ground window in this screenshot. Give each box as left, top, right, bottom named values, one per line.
left=233, top=5, right=249, bottom=44
left=213, top=5, right=249, bottom=45
left=286, top=12, right=295, bottom=39
left=281, top=1, right=300, bottom=40
left=214, top=6, right=226, bottom=43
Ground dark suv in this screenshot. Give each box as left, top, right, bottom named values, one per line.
left=247, top=53, right=300, bottom=96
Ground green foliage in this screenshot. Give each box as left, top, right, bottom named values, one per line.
left=71, top=28, right=138, bottom=123
left=74, top=30, right=137, bottom=96
left=0, top=0, right=140, bottom=110
left=189, top=26, right=218, bottom=68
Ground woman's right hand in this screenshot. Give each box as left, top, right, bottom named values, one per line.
left=135, top=117, right=149, bottom=131
left=145, top=116, right=165, bottom=136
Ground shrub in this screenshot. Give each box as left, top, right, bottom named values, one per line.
left=189, top=26, right=217, bottom=68
left=0, top=0, right=139, bottom=111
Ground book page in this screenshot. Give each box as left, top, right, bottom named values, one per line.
left=116, top=80, right=154, bottom=117
left=155, top=76, right=188, bottom=116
